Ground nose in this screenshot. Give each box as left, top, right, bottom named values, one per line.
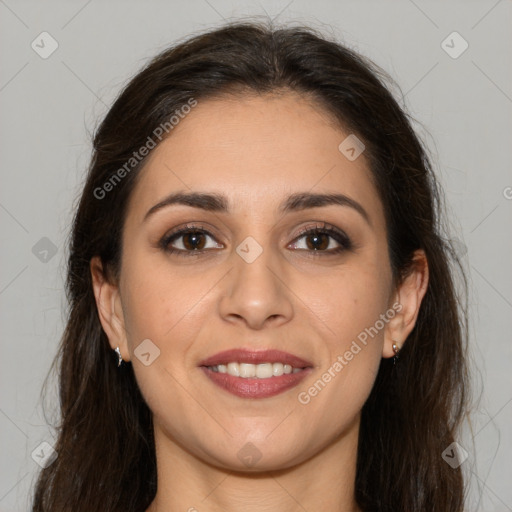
left=218, top=241, right=294, bottom=330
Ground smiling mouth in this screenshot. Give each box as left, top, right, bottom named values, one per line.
left=198, top=348, right=313, bottom=398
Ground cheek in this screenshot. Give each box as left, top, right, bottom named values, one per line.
left=295, top=296, right=385, bottom=442
left=294, top=255, right=391, bottom=346
left=292, top=259, right=390, bottom=422
left=120, top=254, right=209, bottom=350
left=119, top=264, right=218, bottom=447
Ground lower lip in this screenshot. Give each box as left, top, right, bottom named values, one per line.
left=200, top=366, right=312, bottom=399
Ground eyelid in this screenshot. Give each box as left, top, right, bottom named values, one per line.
left=293, top=222, right=348, bottom=241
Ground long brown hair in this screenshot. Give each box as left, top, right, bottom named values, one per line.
left=31, top=19, right=470, bottom=511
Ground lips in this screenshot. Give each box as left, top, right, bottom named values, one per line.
left=198, top=348, right=313, bottom=369
left=200, top=366, right=313, bottom=399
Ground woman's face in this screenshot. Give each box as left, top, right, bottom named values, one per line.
left=101, top=92, right=404, bottom=470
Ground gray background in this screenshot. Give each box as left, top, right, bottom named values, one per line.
left=1, top=1, right=511, bottom=510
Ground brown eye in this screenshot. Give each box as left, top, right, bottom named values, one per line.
left=289, top=225, right=352, bottom=254
left=180, top=231, right=207, bottom=250
left=160, top=226, right=223, bottom=256
left=304, top=232, right=330, bottom=251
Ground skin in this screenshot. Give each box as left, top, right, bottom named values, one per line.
left=91, top=91, right=428, bottom=512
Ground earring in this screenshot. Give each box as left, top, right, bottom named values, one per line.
left=392, top=340, right=401, bottom=365
left=115, top=346, right=123, bottom=367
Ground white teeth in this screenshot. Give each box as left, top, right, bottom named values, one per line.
left=273, top=362, right=284, bottom=376
left=239, top=363, right=256, bottom=378
left=207, top=362, right=304, bottom=378
left=256, top=363, right=273, bottom=378
left=227, top=362, right=240, bottom=376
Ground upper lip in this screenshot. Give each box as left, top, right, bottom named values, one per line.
left=198, top=349, right=313, bottom=368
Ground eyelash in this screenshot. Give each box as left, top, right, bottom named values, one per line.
left=159, top=222, right=353, bottom=258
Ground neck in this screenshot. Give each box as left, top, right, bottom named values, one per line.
left=146, top=415, right=362, bottom=512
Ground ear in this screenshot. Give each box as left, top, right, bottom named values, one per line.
left=383, top=249, right=429, bottom=358
left=90, top=256, right=130, bottom=362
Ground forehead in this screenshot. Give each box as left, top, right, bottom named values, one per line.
left=125, top=92, right=384, bottom=224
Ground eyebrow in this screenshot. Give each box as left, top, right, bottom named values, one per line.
left=144, top=191, right=371, bottom=226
